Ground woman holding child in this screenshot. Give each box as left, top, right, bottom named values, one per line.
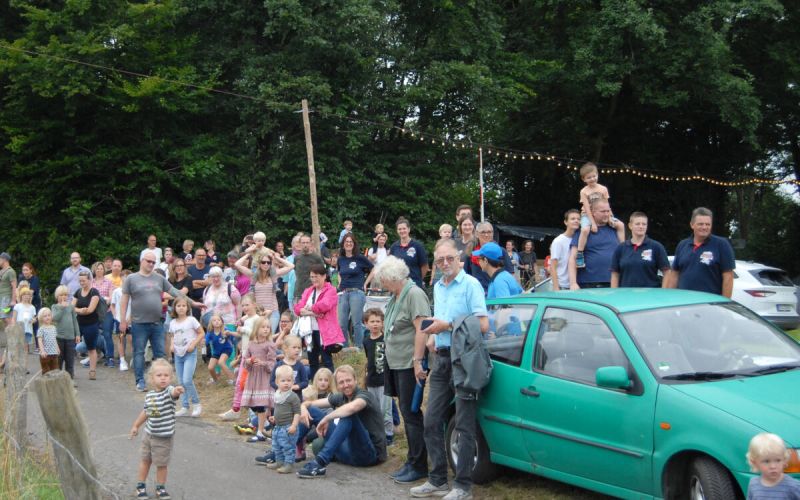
left=375, top=256, right=430, bottom=483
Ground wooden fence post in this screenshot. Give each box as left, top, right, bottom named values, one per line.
left=3, top=323, right=27, bottom=460
left=34, top=370, right=102, bottom=500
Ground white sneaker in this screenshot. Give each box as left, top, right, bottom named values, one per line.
left=80, top=357, right=90, bottom=367
left=410, top=481, right=450, bottom=498
left=119, top=358, right=129, bottom=371
left=219, top=409, right=240, bottom=421
left=175, top=407, right=189, bottom=417
left=442, top=488, right=472, bottom=500
left=191, top=404, right=202, bottom=417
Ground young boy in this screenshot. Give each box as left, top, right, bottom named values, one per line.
left=129, top=359, right=184, bottom=500
left=746, top=433, right=800, bottom=499
left=112, top=270, right=132, bottom=371
left=550, top=209, right=581, bottom=291
left=575, top=162, right=624, bottom=267
left=266, top=364, right=302, bottom=474
left=338, top=219, right=354, bottom=245
left=362, top=308, right=393, bottom=445
left=181, top=240, right=194, bottom=264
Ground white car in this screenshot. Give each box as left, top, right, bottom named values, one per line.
left=530, top=259, right=800, bottom=330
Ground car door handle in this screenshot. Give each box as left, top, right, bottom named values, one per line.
left=520, top=387, right=540, bottom=397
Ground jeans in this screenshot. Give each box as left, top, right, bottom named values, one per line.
left=56, top=338, right=77, bottom=378
left=174, top=349, right=200, bottom=408
left=308, top=331, right=333, bottom=380
left=424, top=353, right=477, bottom=491
left=131, top=322, right=165, bottom=385
left=337, top=289, right=366, bottom=348
left=367, top=386, right=393, bottom=437
left=272, top=424, right=299, bottom=464
left=386, top=368, right=427, bottom=472
left=297, top=406, right=377, bottom=467
left=102, top=313, right=116, bottom=359
left=76, top=336, right=106, bottom=356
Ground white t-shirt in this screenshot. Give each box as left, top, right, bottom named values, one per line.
left=550, top=234, right=572, bottom=289
left=111, top=287, right=131, bottom=322
left=368, top=247, right=388, bottom=266
left=140, top=247, right=163, bottom=265
left=13, top=303, right=36, bottom=334
left=169, top=316, right=202, bottom=357
left=239, top=314, right=259, bottom=357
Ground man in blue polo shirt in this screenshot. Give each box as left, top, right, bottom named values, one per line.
left=568, top=199, right=622, bottom=289
left=666, top=207, right=735, bottom=297
left=410, top=239, right=487, bottom=500
left=473, top=242, right=523, bottom=299
left=610, top=211, right=670, bottom=288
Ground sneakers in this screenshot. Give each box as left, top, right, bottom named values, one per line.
left=174, top=407, right=189, bottom=417
left=119, top=358, right=129, bottom=371
left=295, top=450, right=306, bottom=462
left=248, top=434, right=266, bottom=442
left=296, top=460, right=326, bottom=478
left=105, top=358, right=116, bottom=368
left=136, top=381, right=146, bottom=392
left=254, top=451, right=276, bottom=466
left=136, top=483, right=148, bottom=498
left=155, top=485, right=171, bottom=499
left=266, top=461, right=283, bottom=469
left=575, top=251, right=586, bottom=268
left=394, top=467, right=427, bottom=484
left=277, top=463, right=293, bottom=474
left=191, top=404, right=202, bottom=418
left=80, top=357, right=90, bottom=367
left=442, top=488, right=472, bottom=500
left=410, top=481, right=450, bottom=498
left=236, top=424, right=255, bottom=435
left=219, top=409, right=240, bottom=421
left=390, top=463, right=412, bottom=479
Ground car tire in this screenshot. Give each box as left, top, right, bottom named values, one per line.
left=687, top=456, right=737, bottom=500
left=445, top=414, right=497, bottom=485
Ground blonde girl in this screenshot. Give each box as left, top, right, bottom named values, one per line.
left=218, top=294, right=259, bottom=421
left=169, top=297, right=204, bottom=417
left=206, top=313, right=236, bottom=384
left=12, top=286, right=36, bottom=352
left=240, top=316, right=277, bottom=441
left=36, top=307, right=60, bottom=373
left=302, top=367, right=333, bottom=402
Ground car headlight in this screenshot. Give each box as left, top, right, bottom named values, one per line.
left=788, top=449, right=800, bottom=473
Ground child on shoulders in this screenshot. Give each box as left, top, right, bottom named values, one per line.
left=575, top=162, right=625, bottom=267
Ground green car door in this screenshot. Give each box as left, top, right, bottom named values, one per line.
left=514, top=302, right=657, bottom=498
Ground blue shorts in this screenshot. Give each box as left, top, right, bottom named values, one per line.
left=210, top=347, right=233, bottom=359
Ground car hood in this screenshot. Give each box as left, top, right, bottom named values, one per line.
left=670, top=371, right=800, bottom=446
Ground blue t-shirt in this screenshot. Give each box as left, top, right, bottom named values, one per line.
left=570, top=226, right=618, bottom=284
left=186, top=264, right=209, bottom=300
left=747, top=474, right=800, bottom=499
left=487, top=270, right=523, bottom=299
left=389, top=240, right=428, bottom=288
left=337, top=255, right=373, bottom=290
left=269, top=359, right=309, bottom=399
left=672, top=234, right=735, bottom=295
left=610, top=237, right=670, bottom=288
left=432, top=270, right=488, bottom=349
left=464, top=247, right=515, bottom=294
left=205, top=331, right=233, bottom=356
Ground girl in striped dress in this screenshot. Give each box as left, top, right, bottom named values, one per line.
left=240, top=316, right=277, bottom=442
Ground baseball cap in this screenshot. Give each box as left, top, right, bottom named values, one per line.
left=472, top=242, right=503, bottom=261
left=0, top=252, right=10, bottom=262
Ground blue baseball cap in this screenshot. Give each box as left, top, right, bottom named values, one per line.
left=472, top=242, right=503, bottom=261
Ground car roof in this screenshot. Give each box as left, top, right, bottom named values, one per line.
left=494, top=288, right=730, bottom=314
left=733, top=260, right=785, bottom=272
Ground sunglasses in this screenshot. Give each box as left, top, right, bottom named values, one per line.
left=261, top=260, right=272, bottom=265
left=144, top=259, right=156, bottom=264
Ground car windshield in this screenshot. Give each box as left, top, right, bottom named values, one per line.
left=622, top=302, right=800, bottom=381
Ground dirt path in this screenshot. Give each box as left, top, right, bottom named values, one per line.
left=24, top=353, right=410, bottom=499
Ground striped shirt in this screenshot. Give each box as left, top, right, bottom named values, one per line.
left=253, top=279, right=279, bottom=312
left=143, top=386, right=177, bottom=437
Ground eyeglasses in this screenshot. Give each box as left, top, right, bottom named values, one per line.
left=261, top=260, right=271, bottom=265
left=434, top=256, right=457, bottom=266
left=174, top=264, right=185, bottom=267
left=143, top=259, right=156, bottom=265
left=478, top=230, right=493, bottom=235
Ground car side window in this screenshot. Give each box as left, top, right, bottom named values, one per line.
left=486, top=304, right=536, bottom=366
left=534, top=307, right=628, bottom=385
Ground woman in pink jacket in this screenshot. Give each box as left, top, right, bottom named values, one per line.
left=294, top=263, right=345, bottom=378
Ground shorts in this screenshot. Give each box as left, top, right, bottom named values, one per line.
left=141, top=432, right=173, bottom=467
left=25, top=331, right=33, bottom=344
left=0, top=297, right=11, bottom=319
left=79, top=323, right=100, bottom=350
left=210, top=347, right=233, bottom=359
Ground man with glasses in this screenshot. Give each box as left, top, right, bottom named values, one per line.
left=292, top=234, right=324, bottom=304
left=120, top=251, right=203, bottom=391
left=187, top=248, right=210, bottom=320
left=410, top=239, right=488, bottom=500
left=464, top=222, right=514, bottom=295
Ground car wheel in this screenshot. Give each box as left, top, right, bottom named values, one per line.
left=687, top=456, right=737, bottom=500
left=445, top=414, right=497, bottom=485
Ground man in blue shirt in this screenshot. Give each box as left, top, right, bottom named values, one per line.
left=568, top=200, right=621, bottom=289
left=666, top=207, right=735, bottom=297
left=473, top=242, right=523, bottom=299
left=410, top=239, right=487, bottom=500
left=610, top=212, right=670, bottom=288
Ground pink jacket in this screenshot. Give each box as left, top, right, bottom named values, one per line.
left=294, top=282, right=345, bottom=347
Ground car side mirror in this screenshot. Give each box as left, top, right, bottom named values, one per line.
left=596, top=366, right=632, bottom=390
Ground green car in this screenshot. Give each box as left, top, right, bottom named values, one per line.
left=445, top=288, right=800, bottom=499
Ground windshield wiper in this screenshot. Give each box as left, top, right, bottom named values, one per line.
left=662, top=371, right=739, bottom=381
left=749, top=363, right=800, bottom=375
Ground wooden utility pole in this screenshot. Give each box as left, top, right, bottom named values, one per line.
left=4, top=323, right=27, bottom=461
left=301, top=99, right=321, bottom=254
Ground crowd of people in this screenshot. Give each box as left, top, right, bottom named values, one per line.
left=0, top=162, right=746, bottom=500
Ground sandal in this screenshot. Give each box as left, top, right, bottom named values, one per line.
left=89, top=370, right=96, bottom=380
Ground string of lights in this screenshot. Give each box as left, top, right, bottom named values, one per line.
left=2, top=42, right=797, bottom=188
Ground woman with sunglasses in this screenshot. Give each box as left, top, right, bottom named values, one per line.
left=235, top=248, right=294, bottom=332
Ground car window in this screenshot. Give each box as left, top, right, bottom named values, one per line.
left=750, top=269, right=793, bottom=287
left=534, top=307, right=628, bottom=385
left=486, top=304, right=536, bottom=366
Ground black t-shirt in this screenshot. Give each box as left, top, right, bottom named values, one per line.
left=362, top=335, right=386, bottom=388
left=186, top=265, right=208, bottom=300
left=169, top=275, right=193, bottom=295
left=74, top=288, right=100, bottom=326
left=328, top=388, right=387, bottom=463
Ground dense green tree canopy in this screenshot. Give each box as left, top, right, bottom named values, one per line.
left=1, top=0, right=798, bottom=285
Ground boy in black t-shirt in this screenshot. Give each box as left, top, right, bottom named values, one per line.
left=362, top=308, right=393, bottom=445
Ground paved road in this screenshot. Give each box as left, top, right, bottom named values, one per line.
left=24, top=354, right=410, bottom=499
